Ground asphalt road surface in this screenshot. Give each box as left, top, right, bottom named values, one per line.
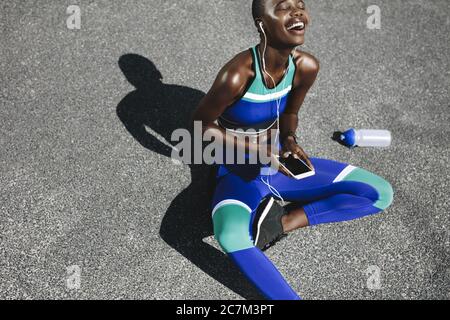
left=1, top=0, right=449, bottom=299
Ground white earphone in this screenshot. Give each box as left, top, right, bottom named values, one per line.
left=257, top=19, right=288, bottom=205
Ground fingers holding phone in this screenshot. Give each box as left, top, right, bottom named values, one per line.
left=264, top=145, right=291, bottom=177
left=281, top=137, right=315, bottom=171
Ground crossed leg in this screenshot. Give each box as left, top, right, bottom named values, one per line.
left=210, top=157, right=394, bottom=300
left=270, top=157, right=394, bottom=229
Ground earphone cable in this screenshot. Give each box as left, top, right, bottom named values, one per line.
left=258, top=25, right=289, bottom=205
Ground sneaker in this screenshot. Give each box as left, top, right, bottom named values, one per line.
left=252, top=197, right=289, bottom=251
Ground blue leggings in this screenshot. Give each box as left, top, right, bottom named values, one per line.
left=211, top=157, right=394, bottom=300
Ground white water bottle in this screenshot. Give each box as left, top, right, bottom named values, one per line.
left=340, top=129, right=392, bottom=148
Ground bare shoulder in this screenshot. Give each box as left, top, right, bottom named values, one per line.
left=197, top=48, right=254, bottom=117
left=292, top=49, right=320, bottom=87
left=292, top=49, right=320, bottom=73
left=212, top=48, right=254, bottom=98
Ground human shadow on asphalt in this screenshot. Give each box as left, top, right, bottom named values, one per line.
left=116, top=54, right=264, bottom=300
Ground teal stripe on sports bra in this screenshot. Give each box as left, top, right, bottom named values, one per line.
left=218, top=45, right=297, bottom=128
left=235, top=44, right=296, bottom=105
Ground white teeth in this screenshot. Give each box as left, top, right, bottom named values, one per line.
left=287, top=21, right=305, bottom=30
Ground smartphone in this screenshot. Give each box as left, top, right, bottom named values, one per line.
left=277, top=154, right=315, bottom=179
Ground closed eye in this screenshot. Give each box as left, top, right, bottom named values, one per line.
left=277, top=0, right=306, bottom=11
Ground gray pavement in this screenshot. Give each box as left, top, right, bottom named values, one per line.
left=1, top=0, right=449, bottom=300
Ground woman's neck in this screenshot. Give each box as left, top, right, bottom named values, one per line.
left=257, top=42, right=293, bottom=74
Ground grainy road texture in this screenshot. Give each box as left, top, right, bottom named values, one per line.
left=1, top=0, right=449, bottom=299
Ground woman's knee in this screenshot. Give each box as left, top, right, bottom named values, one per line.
left=212, top=203, right=254, bottom=254
left=342, top=167, right=394, bottom=210
left=375, top=178, right=394, bottom=210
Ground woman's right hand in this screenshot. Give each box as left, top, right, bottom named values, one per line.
left=264, top=144, right=293, bottom=177
left=281, top=136, right=315, bottom=171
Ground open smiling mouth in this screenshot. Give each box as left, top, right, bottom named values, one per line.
left=286, top=21, right=306, bottom=35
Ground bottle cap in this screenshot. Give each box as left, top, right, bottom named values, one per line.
left=340, top=129, right=356, bottom=148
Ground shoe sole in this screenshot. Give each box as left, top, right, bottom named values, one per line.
left=254, top=197, right=275, bottom=247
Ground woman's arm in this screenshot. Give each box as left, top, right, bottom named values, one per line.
left=280, top=51, right=320, bottom=167
left=190, top=54, right=271, bottom=157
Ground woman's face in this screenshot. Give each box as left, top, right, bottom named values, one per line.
left=260, top=0, right=310, bottom=47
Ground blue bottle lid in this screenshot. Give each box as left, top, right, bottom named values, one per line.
left=340, top=129, right=356, bottom=147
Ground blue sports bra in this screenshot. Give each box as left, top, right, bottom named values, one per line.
left=218, top=44, right=296, bottom=132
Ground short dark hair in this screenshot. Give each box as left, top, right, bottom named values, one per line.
left=252, top=0, right=265, bottom=22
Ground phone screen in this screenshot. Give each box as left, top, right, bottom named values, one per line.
left=279, top=155, right=312, bottom=176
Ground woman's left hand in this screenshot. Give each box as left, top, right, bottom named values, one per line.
left=281, top=137, right=315, bottom=171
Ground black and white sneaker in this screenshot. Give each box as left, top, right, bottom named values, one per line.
left=252, top=197, right=289, bottom=251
